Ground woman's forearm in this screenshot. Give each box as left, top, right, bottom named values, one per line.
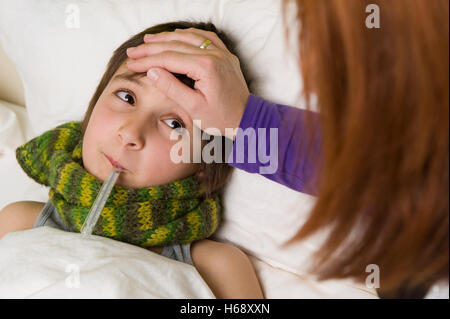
left=227, top=94, right=321, bottom=196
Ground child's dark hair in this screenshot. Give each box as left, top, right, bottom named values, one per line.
left=81, top=21, right=251, bottom=198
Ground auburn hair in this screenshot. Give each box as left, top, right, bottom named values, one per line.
left=288, top=0, right=449, bottom=296
left=81, top=21, right=251, bottom=198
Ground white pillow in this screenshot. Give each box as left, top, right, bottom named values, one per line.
left=0, top=100, right=48, bottom=209
left=0, top=0, right=303, bottom=136
left=0, top=0, right=323, bottom=278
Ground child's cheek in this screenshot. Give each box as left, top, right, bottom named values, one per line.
left=90, top=101, right=120, bottom=132
left=83, top=103, right=117, bottom=154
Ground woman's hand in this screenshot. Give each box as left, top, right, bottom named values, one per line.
left=126, top=28, right=249, bottom=140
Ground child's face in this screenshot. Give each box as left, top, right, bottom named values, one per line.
left=82, top=62, right=200, bottom=188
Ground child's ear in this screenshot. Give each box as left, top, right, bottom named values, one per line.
left=195, top=169, right=206, bottom=179
left=195, top=166, right=206, bottom=179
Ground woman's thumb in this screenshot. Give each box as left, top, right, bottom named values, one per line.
left=146, top=67, right=161, bottom=82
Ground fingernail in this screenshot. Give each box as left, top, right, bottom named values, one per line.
left=147, top=68, right=159, bottom=81
left=126, top=47, right=136, bottom=55
left=143, top=34, right=154, bottom=41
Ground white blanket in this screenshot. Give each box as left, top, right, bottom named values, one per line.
left=0, top=227, right=215, bottom=299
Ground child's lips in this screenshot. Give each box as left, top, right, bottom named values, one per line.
left=104, top=153, right=127, bottom=172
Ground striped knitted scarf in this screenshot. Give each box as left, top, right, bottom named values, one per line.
left=15, top=121, right=221, bottom=248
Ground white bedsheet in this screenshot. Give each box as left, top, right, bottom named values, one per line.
left=0, top=227, right=215, bottom=298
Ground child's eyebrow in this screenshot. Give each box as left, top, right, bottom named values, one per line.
left=112, top=71, right=147, bottom=87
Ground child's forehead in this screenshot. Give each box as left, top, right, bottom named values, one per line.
left=109, top=65, right=150, bottom=88
left=112, top=62, right=147, bottom=84
left=112, top=70, right=147, bottom=86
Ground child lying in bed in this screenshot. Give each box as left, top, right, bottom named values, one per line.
left=0, top=21, right=263, bottom=299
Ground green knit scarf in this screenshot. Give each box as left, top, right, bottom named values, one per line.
left=16, top=121, right=221, bottom=248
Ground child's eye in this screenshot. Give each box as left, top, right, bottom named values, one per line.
left=115, top=90, right=135, bottom=105
left=162, top=118, right=185, bottom=132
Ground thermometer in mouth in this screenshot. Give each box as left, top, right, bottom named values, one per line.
left=80, top=165, right=123, bottom=236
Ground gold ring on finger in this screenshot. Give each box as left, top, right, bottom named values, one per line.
left=199, top=39, right=212, bottom=49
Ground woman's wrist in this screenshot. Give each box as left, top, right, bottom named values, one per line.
left=226, top=92, right=251, bottom=141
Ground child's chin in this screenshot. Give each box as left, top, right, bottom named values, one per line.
left=117, top=178, right=154, bottom=189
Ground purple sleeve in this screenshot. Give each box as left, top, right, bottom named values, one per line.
left=227, top=94, right=322, bottom=196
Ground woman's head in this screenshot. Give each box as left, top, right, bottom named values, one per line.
left=81, top=21, right=248, bottom=196
left=289, top=0, right=449, bottom=294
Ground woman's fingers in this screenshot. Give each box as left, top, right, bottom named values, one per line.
left=127, top=51, right=206, bottom=81
left=143, top=27, right=227, bottom=51
left=127, top=40, right=217, bottom=60
left=176, top=28, right=228, bottom=51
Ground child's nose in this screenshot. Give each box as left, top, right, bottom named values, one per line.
left=117, top=126, right=145, bottom=150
